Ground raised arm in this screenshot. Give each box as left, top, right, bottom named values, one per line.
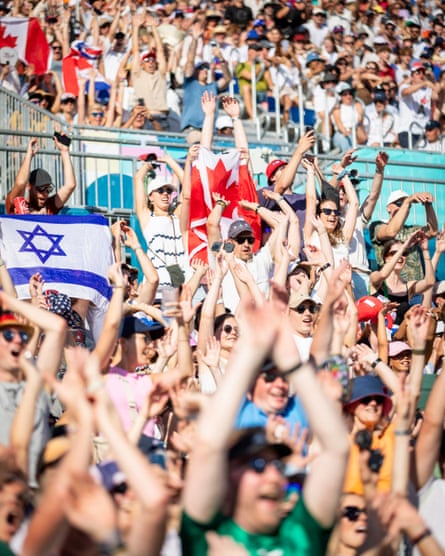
left=376, top=195, right=418, bottom=242
left=133, top=162, right=152, bottom=230
left=302, top=159, right=318, bottom=244
left=52, top=133, right=77, bottom=211
left=361, top=151, right=388, bottom=222
left=131, top=13, right=145, bottom=74
left=274, top=130, right=315, bottom=195
left=184, top=25, right=201, bottom=79
left=6, top=138, right=38, bottom=213
left=222, top=96, right=248, bottom=151
left=200, top=91, right=216, bottom=149
left=341, top=175, right=359, bottom=245
left=183, top=298, right=280, bottom=522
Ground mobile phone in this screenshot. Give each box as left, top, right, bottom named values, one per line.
left=211, top=241, right=222, bottom=252
left=46, top=15, right=58, bottom=24
left=303, top=153, right=315, bottom=161
left=137, top=153, right=157, bottom=162
left=223, top=242, right=234, bottom=253
left=53, top=132, right=71, bottom=147
left=137, top=97, right=145, bottom=106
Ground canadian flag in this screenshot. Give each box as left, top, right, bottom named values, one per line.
left=0, top=17, right=50, bottom=75
left=188, top=147, right=261, bottom=263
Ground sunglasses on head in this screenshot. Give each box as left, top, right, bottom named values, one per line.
left=155, top=186, right=174, bottom=195
left=342, top=505, right=367, bottom=521
left=223, top=324, right=239, bottom=336
left=91, top=111, right=104, bottom=118
left=295, top=303, right=317, bottom=314
left=233, top=236, right=255, bottom=245
left=2, top=328, right=30, bottom=344
left=360, top=395, right=384, bottom=405
left=247, top=457, right=286, bottom=474
left=320, top=208, right=341, bottom=216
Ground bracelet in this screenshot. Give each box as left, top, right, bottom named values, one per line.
left=412, top=349, right=425, bottom=355
left=394, top=429, right=411, bottom=436
left=216, top=199, right=228, bottom=208
left=255, top=205, right=261, bottom=214
left=276, top=195, right=284, bottom=203
left=319, top=262, right=331, bottom=273
left=371, top=357, right=382, bottom=369
left=112, top=285, right=125, bottom=289
left=216, top=298, right=224, bottom=304
left=411, top=528, right=432, bottom=546
left=231, top=116, right=240, bottom=121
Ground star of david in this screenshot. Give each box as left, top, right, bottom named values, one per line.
left=17, top=225, right=66, bottom=264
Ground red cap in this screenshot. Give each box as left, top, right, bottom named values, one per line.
left=265, top=159, right=287, bottom=182
left=410, top=61, right=425, bottom=73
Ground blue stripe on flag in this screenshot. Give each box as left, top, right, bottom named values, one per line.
left=0, top=214, right=109, bottom=226
left=8, top=267, right=112, bottom=299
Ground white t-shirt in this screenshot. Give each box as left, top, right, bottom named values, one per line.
left=220, top=244, right=274, bottom=313
left=293, top=334, right=313, bottom=362
left=398, top=83, right=432, bottom=133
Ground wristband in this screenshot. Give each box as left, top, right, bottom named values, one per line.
left=216, top=199, right=228, bottom=208
left=231, top=116, right=240, bottom=121
left=394, top=429, right=411, bottom=436
left=411, top=528, right=432, bottom=546
left=371, top=357, right=382, bottom=369
left=276, top=195, right=284, bottom=203
left=412, top=349, right=425, bottom=355
left=318, top=262, right=331, bottom=273
left=255, top=205, right=261, bottom=214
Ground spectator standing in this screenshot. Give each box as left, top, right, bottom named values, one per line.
left=417, top=119, right=445, bottom=153
left=398, top=62, right=438, bottom=148
left=6, top=136, right=76, bottom=215
left=305, top=7, right=329, bottom=48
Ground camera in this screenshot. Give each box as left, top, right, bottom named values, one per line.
left=354, top=430, right=384, bottom=473
left=210, top=40, right=217, bottom=47
left=137, top=97, right=145, bottom=106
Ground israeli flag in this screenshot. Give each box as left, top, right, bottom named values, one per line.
left=0, top=214, right=113, bottom=311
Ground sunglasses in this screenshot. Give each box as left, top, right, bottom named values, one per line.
left=223, top=324, right=239, bottom=335
left=247, top=457, right=286, bottom=474
left=110, top=482, right=128, bottom=495
left=155, top=186, right=174, bottom=194
left=320, top=208, right=341, bottom=216
left=295, top=303, right=318, bottom=314
left=36, top=185, right=53, bottom=194
left=391, top=351, right=412, bottom=360
left=2, top=328, right=30, bottom=344
left=233, top=236, right=255, bottom=245
left=342, top=505, right=367, bottom=521
left=261, top=371, right=286, bottom=383
left=360, top=395, right=384, bottom=405
left=91, top=111, right=104, bottom=118
left=52, top=45, right=62, bottom=50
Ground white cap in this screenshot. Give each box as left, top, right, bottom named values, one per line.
left=146, top=176, right=177, bottom=195
left=215, top=115, right=234, bottom=130
left=386, top=190, right=408, bottom=207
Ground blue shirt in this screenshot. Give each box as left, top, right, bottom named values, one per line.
left=181, top=78, right=219, bottom=130
left=235, top=395, right=309, bottom=433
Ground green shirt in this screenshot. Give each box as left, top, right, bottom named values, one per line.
left=0, top=541, right=14, bottom=556
left=180, top=496, right=332, bottom=556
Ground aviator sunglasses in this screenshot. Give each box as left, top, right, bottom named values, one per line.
left=2, top=328, right=30, bottom=344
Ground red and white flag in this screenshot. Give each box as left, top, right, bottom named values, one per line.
left=0, top=17, right=50, bottom=75
left=188, top=147, right=261, bottom=263
left=62, top=41, right=107, bottom=97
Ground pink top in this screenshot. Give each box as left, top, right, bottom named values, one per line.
left=105, top=366, right=155, bottom=437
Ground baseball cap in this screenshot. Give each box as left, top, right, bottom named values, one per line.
left=406, top=16, right=421, bottom=27
left=265, top=159, right=287, bottom=182
left=215, top=115, right=233, bottom=130
left=388, top=341, right=411, bottom=357
left=146, top=176, right=177, bottom=196
left=336, top=81, right=354, bottom=95
left=374, top=90, right=387, bottom=103
left=306, top=51, right=324, bottom=66
left=246, top=29, right=260, bottom=40
left=29, top=168, right=53, bottom=188
left=119, top=316, right=165, bottom=340
left=227, top=220, right=254, bottom=238
left=288, top=292, right=316, bottom=309
left=194, top=61, right=210, bottom=71
left=386, top=190, right=408, bottom=207
left=61, top=92, right=76, bottom=102
left=411, top=61, right=426, bottom=73
left=425, top=119, right=440, bottom=131
left=320, top=71, right=338, bottom=84
left=141, top=50, right=157, bottom=61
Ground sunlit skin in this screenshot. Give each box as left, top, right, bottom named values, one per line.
left=289, top=302, right=317, bottom=337
left=229, top=233, right=255, bottom=262
left=350, top=396, right=384, bottom=430
left=28, top=185, right=51, bottom=209
left=148, top=186, right=174, bottom=215
left=232, top=450, right=288, bottom=535
left=215, top=316, right=239, bottom=352
left=389, top=351, right=412, bottom=373
left=251, top=371, right=289, bottom=414
left=319, top=199, right=340, bottom=234
left=120, top=333, right=157, bottom=371
left=336, top=493, right=368, bottom=555
left=0, top=327, right=30, bottom=378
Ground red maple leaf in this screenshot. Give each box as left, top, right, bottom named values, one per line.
left=0, top=24, right=17, bottom=48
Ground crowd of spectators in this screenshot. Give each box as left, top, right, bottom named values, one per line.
left=1, top=1, right=445, bottom=556
left=2, top=0, right=445, bottom=150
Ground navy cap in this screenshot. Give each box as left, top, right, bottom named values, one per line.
left=425, top=119, right=440, bottom=130
left=119, top=316, right=165, bottom=339
left=374, top=91, right=387, bottom=102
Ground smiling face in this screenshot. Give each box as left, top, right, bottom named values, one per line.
left=351, top=395, right=384, bottom=428
left=232, top=450, right=288, bottom=534
left=0, top=480, right=28, bottom=542
left=0, top=327, right=31, bottom=376
left=289, top=301, right=318, bottom=337
left=121, top=333, right=157, bottom=370
left=29, top=183, right=52, bottom=209
left=337, top=493, right=368, bottom=551
left=319, top=199, right=340, bottom=233
left=389, top=350, right=412, bottom=373
left=216, top=316, right=239, bottom=352
left=149, top=185, right=174, bottom=213
left=251, top=370, right=290, bottom=414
